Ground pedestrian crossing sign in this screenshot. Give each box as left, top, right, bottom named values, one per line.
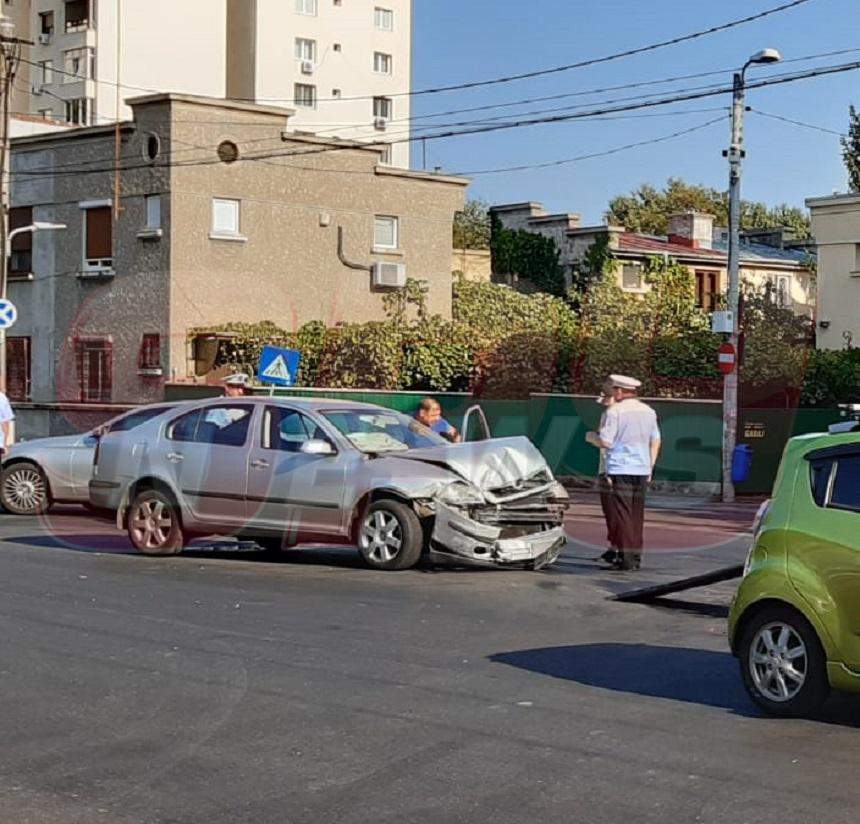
left=257, top=345, right=301, bottom=387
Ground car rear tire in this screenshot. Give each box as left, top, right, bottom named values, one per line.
left=739, top=605, right=830, bottom=717
left=357, top=500, right=424, bottom=571
left=1, top=462, right=50, bottom=515
left=127, top=489, right=184, bottom=556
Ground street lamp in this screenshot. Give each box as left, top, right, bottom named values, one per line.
left=5, top=222, right=68, bottom=258
left=721, top=48, right=782, bottom=503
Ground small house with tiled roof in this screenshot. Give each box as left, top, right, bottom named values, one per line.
left=490, top=203, right=815, bottom=316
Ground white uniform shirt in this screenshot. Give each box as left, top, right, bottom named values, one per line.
left=599, top=398, right=660, bottom=477
left=0, top=391, right=14, bottom=425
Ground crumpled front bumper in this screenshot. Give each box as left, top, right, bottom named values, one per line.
left=430, top=501, right=566, bottom=568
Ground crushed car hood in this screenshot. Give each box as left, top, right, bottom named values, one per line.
left=388, top=436, right=550, bottom=491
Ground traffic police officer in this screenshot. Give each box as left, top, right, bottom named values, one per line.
left=596, top=375, right=661, bottom=570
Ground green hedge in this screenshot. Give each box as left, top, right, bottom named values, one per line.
left=194, top=276, right=857, bottom=407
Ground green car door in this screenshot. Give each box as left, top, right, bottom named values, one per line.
left=787, top=441, right=860, bottom=672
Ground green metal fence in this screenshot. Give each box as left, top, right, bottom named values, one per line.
left=164, top=383, right=846, bottom=494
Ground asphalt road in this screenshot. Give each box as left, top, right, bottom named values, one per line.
left=1, top=506, right=858, bottom=824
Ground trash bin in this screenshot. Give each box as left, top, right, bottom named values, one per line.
left=732, top=443, right=754, bottom=485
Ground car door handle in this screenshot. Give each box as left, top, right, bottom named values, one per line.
left=251, top=459, right=270, bottom=469
left=166, top=452, right=184, bottom=463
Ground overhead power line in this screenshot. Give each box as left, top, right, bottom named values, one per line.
left=459, top=116, right=728, bottom=175
left=747, top=107, right=846, bottom=136
left=16, top=0, right=818, bottom=106
left=11, top=56, right=860, bottom=180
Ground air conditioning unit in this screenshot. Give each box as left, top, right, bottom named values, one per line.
left=372, top=261, right=406, bottom=289
left=31, top=84, right=44, bottom=96
left=300, top=60, right=314, bottom=75
left=373, top=117, right=388, bottom=131
left=38, top=33, right=52, bottom=45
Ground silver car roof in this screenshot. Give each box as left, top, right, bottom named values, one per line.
left=186, top=396, right=392, bottom=412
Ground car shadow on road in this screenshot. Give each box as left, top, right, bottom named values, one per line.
left=490, top=643, right=860, bottom=726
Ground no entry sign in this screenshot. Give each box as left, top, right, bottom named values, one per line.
left=718, top=342, right=736, bottom=375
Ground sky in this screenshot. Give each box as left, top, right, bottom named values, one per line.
left=409, top=0, right=858, bottom=225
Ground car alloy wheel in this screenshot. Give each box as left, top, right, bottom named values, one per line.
left=749, top=621, right=808, bottom=703
left=1, top=465, right=48, bottom=515
left=359, top=510, right=403, bottom=564
left=128, top=492, right=183, bottom=555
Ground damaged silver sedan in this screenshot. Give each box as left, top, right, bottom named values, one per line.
left=90, top=398, right=568, bottom=571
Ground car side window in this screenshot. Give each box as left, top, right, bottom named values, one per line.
left=263, top=407, right=328, bottom=453
left=197, top=406, right=254, bottom=447
left=108, top=406, right=174, bottom=433
left=829, top=456, right=860, bottom=513
left=809, top=459, right=834, bottom=508
left=167, top=409, right=202, bottom=442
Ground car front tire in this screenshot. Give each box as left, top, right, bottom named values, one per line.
left=739, top=605, right=830, bottom=717
left=1, top=462, right=50, bottom=515
left=357, top=500, right=424, bottom=571
left=127, top=489, right=185, bottom=556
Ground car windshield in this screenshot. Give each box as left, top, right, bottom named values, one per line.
left=322, top=408, right=448, bottom=453
left=98, top=406, right=174, bottom=435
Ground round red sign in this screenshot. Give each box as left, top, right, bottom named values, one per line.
left=717, top=342, right=736, bottom=375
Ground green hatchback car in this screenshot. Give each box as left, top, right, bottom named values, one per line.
left=728, top=430, right=860, bottom=716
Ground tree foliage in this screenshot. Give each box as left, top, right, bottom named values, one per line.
left=842, top=105, right=860, bottom=193
left=453, top=198, right=491, bottom=250
left=489, top=212, right=566, bottom=295
left=606, top=177, right=812, bottom=238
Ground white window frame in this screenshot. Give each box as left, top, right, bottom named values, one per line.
left=376, top=144, right=392, bottom=165
left=294, top=83, right=316, bottom=109
left=621, top=263, right=644, bottom=291
left=294, top=37, right=316, bottom=62
left=373, top=52, right=393, bottom=75
left=64, top=97, right=92, bottom=126
left=373, top=96, right=392, bottom=120
left=39, top=60, right=53, bottom=86
left=775, top=275, right=792, bottom=308
left=211, top=198, right=244, bottom=241
left=63, top=46, right=94, bottom=83
left=145, top=195, right=161, bottom=231
left=80, top=199, right=114, bottom=273
left=374, top=7, right=393, bottom=31
left=295, top=0, right=317, bottom=16
left=374, top=215, right=399, bottom=251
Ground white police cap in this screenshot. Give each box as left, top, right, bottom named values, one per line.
left=609, top=374, right=642, bottom=390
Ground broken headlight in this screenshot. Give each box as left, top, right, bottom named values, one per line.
left=437, top=482, right=486, bottom=507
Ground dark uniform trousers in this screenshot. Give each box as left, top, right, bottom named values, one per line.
left=606, top=475, right=648, bottom=568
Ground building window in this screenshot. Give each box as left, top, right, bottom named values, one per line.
left=373, top=96, right=392, bottom=120
left=375, top=144, right=392, bottom=165
left=83, top=204, right=113, bottom=270
left=145, top=195, right=161, bottom=231
left=63, top=47, right=94, bottom=83
left=39, top=11, right=55, bottom=36
left=64, top=0, right=90, bottom=33
left=294, top=83, right=316, bottom=108
left=76, top=338, right=112, bottom=404
left=621, top=263, right=643, bottom=290
left=37, top=108, right=53, bottom=119
left=331, top=88, right=341, bottom=98
left=695, top=270, right=719, bottom=312
left=295, top=0, right=317, bottom=15
left=38, top=60, right=53, bottom=86
left=774, top=275, right=792, bottom=308
left=374, top=215, right=398, bottom=250
left=5, top=337, right=31, bottom=401
left=295, top=38, right=316, bottom=62
left=8, top=206, right=33, bottom=278
left=374, top=7, right=393, bottom=30
left=211, top=198, right=241, bottom=238
left=65, top=97, right=92, bottom=126
left=373, top=52, right=392, bottom=75
left=138, top=334, right=161, bottom=372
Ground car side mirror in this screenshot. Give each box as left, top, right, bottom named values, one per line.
left=300, top=439, right=335, bottom=456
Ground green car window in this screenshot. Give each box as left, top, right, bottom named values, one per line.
left=830, top=456, right=860, bottom=513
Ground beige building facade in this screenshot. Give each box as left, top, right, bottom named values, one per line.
left=21, top=0, right=411, bottom=166
left=491, top=202, right=816, bottom=316
left=806, top=192, right=860, bottom=349
left=7, top=94, right=464, bottom=425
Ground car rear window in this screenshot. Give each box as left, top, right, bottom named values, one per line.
left=809, top=459, right=833, bottom=508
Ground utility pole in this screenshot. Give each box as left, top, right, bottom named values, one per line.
left=721, top=49, right=781, bottom=504
left=0, top=13, right=23, bottom=395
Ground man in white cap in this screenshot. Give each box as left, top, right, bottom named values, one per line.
left=595, top=374, right=661, bottom=570
left=221, top=373, right=249, bottom=398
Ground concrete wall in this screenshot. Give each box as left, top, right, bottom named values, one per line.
left=160, top=95, right=464, bottom=379
left=4, top=0, right=30, bottom=115
left=807, top=192, right=860, bottom=349
left=239, top=0, right=412, bottom=168
left=26, top=0, right=227, bottom=123
left=452, top=248, right=491, bottom=282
